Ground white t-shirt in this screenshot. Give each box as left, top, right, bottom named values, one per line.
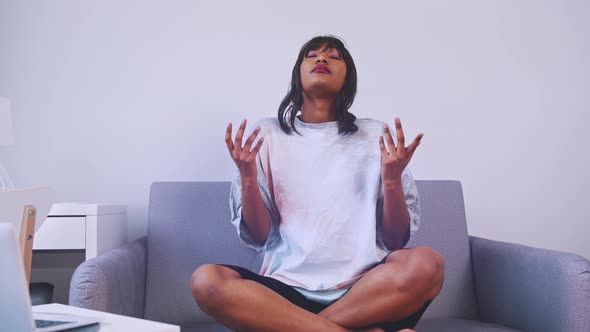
left=230, top=116, right=420, bottom=304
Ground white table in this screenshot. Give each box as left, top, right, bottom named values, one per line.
left=32, top=304, right=180, bottom=332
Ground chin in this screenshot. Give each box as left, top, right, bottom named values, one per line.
left=303, top=82, right=342, bottom=97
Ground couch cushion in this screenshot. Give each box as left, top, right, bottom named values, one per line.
left=416, top=318, right=522, bottom=331
left=408, top=181, right=479, bottom=320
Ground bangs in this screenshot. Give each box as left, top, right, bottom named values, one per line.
left=300, top=36, right=348, bottom=59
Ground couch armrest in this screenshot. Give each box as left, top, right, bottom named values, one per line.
left=470, top=236, right=590, bottom=332
left=69, top=237, right=147, bottom=318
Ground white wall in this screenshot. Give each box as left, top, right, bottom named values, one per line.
left=1, top=0, right=589, bottom=259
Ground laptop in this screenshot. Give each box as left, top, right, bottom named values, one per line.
left=0, top=222, right=102, bottom=331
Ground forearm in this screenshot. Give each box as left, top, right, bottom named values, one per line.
left=241, top=176, right=272, bottom=246
left=381, top=179, right=411, bottom=251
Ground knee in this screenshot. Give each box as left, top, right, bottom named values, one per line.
left=190, top=264, right=218, bottom=301
left=399, top=247, right=445, bottom=295
left=190, top=264, right=237, bottom=310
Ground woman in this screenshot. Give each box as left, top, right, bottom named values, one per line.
left=191, top=35, right=445, bottom=332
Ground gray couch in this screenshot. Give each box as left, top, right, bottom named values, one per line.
left=69, top=181, right=590, bottom=331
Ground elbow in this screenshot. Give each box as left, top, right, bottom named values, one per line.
left=400, top=228, right=411, bottom=248
left=253, top=233, right=268, bottom=247
left=251, top=223, right=271, bottom=247
left=384, top=227, right=411, bottom=251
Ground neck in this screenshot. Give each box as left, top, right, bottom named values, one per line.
left=300, top=95, right=336, bottom=123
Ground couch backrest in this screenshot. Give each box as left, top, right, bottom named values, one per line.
left=143, top=181, right=478, bottom=326
left=409, top=181, right=478, bottom=319
left=143, top=182, right=257, bottom=325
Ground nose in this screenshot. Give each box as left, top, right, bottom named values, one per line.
left=316, top=54, right=328, bottom=63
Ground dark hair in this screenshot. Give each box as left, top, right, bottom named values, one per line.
left=278, top=35, right=358, bottom=135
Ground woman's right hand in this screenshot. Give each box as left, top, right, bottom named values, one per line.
left=225, top=119, right=264, bottom=179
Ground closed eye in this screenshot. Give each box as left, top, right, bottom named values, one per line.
left=306, top=51, right=318, bottom=58
left=329, top=50, right=341, bottom=60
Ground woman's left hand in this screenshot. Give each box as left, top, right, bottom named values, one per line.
left=379, top=117, right=423, bottom=185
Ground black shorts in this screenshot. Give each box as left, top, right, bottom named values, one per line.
left=220, top=251, right=433, bottom=331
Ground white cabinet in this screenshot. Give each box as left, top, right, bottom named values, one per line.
left=31, top=203, right=128, bottom=304
left=33, top=217, right=86, bottom=250
left=33, top=203, right=127, bottom=260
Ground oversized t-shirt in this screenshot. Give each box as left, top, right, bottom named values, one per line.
left=230, top=116, right=420, bottom=304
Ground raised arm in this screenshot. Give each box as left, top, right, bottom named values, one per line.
left=225, top=119, right=271, bottom=246
left=379, top=118, right=423, bottom=250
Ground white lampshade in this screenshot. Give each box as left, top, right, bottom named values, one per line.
left=0, top=97, right=14, bottom=146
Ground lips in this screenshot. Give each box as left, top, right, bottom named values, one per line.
left=312, top=64, right=331, bottom=74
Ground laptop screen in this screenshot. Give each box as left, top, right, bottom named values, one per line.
left=0, top=222, right=36, bottom=331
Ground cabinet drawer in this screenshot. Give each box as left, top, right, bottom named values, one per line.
left=33, top=217, right=86, bottom=250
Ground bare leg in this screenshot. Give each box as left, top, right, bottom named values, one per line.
left=318, top=246, right=445, bottom=329
left=191, top=264, right=350, bottom=332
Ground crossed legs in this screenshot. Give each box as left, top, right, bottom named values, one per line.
left=190, top=246, right=444, bottom=331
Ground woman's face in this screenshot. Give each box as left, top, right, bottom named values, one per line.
left=300, top=45, right=347, bottom=97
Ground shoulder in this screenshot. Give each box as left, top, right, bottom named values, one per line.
left=355, top=118, right=387, bottom=127
left=238, top=117, right=282, bottom=138
left=255, top=117, right=281, bottom=132
left=256, top=117, right=300, bottom=139
left=354, top=118, right=389, bottom=134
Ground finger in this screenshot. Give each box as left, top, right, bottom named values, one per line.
left=407, top=141, right=420, bottom=161
left=383, top=124, right=396, bottom=152
left=235, top=119, right=247, bottom=149
left=225, top=122, right=235, bottom=154
left=379, top=136, right=388, bottom=157
left=248, top=137, right=265, bottom=159
left=395, top=118, right=406, bottom=158
left=242, top=126, right=261, bottom=152
left=406, top=133, right=424, bottom=156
